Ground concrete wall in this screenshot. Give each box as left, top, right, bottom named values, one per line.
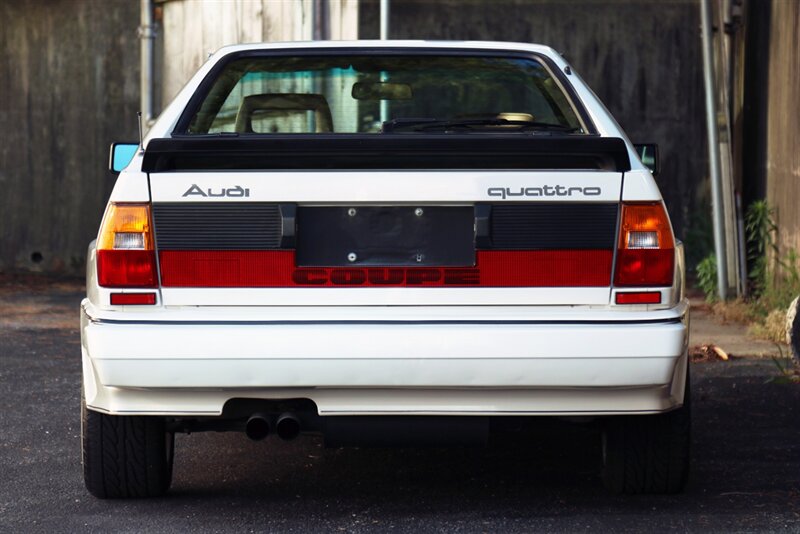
left=0, top=0, right=717, bottom=274
left=0, top=0, right=360, bottom=275
left=360, top=0, right=707, bottom=245
left=159, top=0, right=359, bottom=107
left=764, top=0, right=800, bottom=261
left=0, top=0, right=140, bottom=274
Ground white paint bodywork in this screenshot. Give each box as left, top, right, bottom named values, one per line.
left=150, top=170, right=622, bottom=203
left=81, top=298, right=688, bottom=416
left=83, top=40, right=688, bottom=417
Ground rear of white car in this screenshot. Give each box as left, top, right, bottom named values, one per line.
left=81, top=41, right=689, bottom=498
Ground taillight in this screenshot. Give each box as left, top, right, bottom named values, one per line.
left=614, top=202, right=674, bottom=287
left=96, top=203, right=157, bottom=288
left=615, top=291, right=661, bottom=304
left=110, top=292, right=157, bottom=305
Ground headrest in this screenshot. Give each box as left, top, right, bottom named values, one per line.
left=234, top=93, right=334, bottom=133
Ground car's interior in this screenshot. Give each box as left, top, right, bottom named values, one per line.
left=187, top=55, right=587, bottom=135
left=234, top=93, right=334, bottom=134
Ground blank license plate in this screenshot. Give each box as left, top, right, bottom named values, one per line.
left=295, top=206, right=475, bottom=267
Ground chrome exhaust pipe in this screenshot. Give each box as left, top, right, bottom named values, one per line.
left=275, top=413, right=301, bottom=441
left=245, top=413, right=271, bottom=441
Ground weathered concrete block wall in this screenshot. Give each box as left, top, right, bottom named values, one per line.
left=1, top=0, right=711, bottom=274
left=0, top=0, right=140, bottom=274
left=159, top=0, right=359, bottom=108
left=765, top=0, right=800, bottom=261
left=360, top=0, right=706, bottom=242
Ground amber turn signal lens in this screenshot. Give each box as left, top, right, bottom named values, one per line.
left=96, top=203, right=157, bottom=288
left=97, top=204, right=154, bottom=251
left=618, top=202, right=674, bottom=250
left=614, top=202, right=675, bottom=287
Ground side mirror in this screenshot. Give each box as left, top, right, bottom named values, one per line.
left=109, top=142, right=139, bottom=174
left=634, top=143, right=660, bottom=176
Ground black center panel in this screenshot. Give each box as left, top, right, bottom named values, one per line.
left=152, top=203, right=283, bottom=250
left=295, top=206, right=475, bottom=267
left=489, top=203, right=618, bottom=249
left=152, top=202, right=619, bottom=259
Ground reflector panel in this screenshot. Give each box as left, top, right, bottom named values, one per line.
left=159, top=250, right=613, bottom=288
left=110, top=292, right=157, bottom=305
left=615, top=291, right=662, bottom=304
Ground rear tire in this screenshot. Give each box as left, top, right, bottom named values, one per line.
left=602, top=367, right=691, bottom=494
left=81, top=393, right=173, bottom=498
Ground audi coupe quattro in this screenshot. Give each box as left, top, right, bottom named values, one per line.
left=82, top=41, right=689, bottom=498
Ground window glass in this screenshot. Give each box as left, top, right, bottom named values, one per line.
left=185, top=55, right=586, bottom=134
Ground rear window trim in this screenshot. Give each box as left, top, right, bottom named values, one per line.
left=171, top=47, right=597, bottom=136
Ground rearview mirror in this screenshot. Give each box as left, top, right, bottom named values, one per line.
left=109, top=142, right=139, bottom=174
left=352, top=82, right=413, bottom=101
left=634, top=143, right=660, bottom=176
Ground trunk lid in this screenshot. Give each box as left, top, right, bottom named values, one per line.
left=149, top=168, right=622, bottom=307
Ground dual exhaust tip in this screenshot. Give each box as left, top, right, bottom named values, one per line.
left=245, top=413, right=301, bottom=442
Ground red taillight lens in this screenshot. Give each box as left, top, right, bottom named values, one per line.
left=615, top=291, right=661, bottom=304
left=98, top=250, right=157, bottom=287
left=158, top=250, right=613, bottom=288
left=109, top=292, right=157, bottom=305
left=614, top=202, right=674, bottom=287
left=96, top=203, right=157, bottom=288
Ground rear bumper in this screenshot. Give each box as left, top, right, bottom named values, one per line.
left=80, top=300, right=689, bottom=416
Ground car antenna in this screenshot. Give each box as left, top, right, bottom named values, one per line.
left=137, top=111, right=144, bottom=153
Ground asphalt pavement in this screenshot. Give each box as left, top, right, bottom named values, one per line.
left=1, top=280, right=799, bottom=532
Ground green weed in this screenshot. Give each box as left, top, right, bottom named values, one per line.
left=697, top=254, right=718, bottom=303
left=697, top=201, right=800, bottom=340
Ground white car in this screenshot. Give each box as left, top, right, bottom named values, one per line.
left=81, top=40, right=689, bottom=498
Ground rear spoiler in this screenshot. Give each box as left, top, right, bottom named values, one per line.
left=142, top=135, right=631, bottom=172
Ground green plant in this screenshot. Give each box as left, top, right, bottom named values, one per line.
left=700, top=201, right=799, bottom=341
left=745, top=200, right=779, bottom=296
left=782, top=248, right=800, bottom=287
left=766, top=346, right=800, bottom=384
left=696, top=254, right=717, bottom=302
left=743, top=201, right=800, bottom=309
left=701, top=201, right=799, bottom=345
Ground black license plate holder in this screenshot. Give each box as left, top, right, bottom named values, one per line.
left=295, top=206, right=475, bottom=267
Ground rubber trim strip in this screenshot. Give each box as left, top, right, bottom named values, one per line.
left=96, top=409, right=670, bottom=416
left=86, top=316, right=684, bottom=326
left=319, top=409, right=670, bottom=415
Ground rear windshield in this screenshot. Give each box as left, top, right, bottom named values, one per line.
left=182, top=54, right=588, bottom=135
